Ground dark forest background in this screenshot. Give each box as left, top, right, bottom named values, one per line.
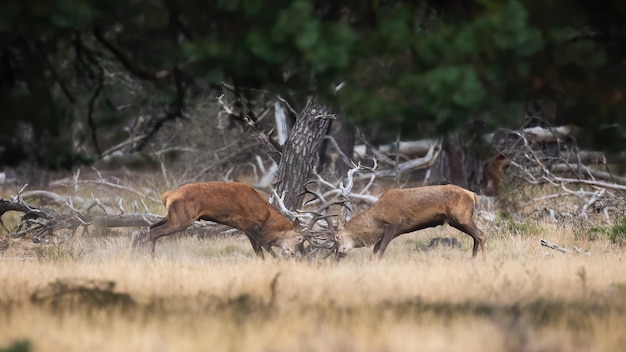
left=3, top=0, right=626, bottom=207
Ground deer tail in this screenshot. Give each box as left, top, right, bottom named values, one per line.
left=161, top=191, right=173, bottom=207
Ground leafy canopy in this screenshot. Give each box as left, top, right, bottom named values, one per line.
left=2, top=0, right=626, bottom=166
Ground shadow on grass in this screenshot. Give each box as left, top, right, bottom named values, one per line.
left=30, top=278, right=135, bottom=313
left=17, top=277, right=626, bottom=333
left=0, top=340, right=31, bottom=352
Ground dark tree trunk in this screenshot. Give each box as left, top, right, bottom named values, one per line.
left=429, top=129, right=483, bottom=192
left=442, top=132, right=469, bottom=189
left=317, top=110, right=355, bottom=178
left=274, top=96, right=332, bottom=210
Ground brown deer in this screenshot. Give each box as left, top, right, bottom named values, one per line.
left=331, top=184, right=487, bottom=259
left=480, top=152, right=510, bottom=196
left=148, top=182, right=305, bottom=258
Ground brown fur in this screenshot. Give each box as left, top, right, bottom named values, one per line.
left=480, top=153, right=510, bottom=196
left=149, top=182, right=304, bottom=258
left=336, top=184, right=487, bottom=259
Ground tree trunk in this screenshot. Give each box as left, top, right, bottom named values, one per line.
left=429, top=129, right=483, bottom=192
left=274, top=96, right=332, bottom=210
left=317, top=109, right=355, bottom=178
left=442, top=132, right=469, bottom=189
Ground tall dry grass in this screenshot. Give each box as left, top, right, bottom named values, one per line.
left=1, top=221, right=626, bottom=352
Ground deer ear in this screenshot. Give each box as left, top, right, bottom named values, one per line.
left=292, top=218, right=301, bottom=231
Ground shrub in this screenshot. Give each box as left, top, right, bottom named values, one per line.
left=590, top=216, right=626, bottom=246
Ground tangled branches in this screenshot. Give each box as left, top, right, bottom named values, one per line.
left=493, top=125, right=626, bottom=223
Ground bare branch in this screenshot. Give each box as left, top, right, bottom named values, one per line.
left=93, top=27, right=171, bottom=81
left=366, top=140, right=442, bottom=179
left=541, top=239, right=590, bottom=255
left=540, top=239, right=569, bottom=253
left=217, top=93, right=282, bottom=162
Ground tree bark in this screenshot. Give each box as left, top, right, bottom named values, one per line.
left=442, top=132, right=469, bottom=189
left=274, top=96, right=332, bottom=210
left=429, top=129, right=483, bottom=191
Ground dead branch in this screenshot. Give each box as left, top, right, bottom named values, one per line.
left=353, top=130, right=443, bottom=180
left=0, top=186, right=223, bottom=244
left=93, top=27, right=171, bottom=81
left=557, top=150, right=606, bottom=165
left=550, top=164, right=626, bottom=185
left=354, top=139, right=439, bottom=158
left=50, top=170, right=160, bottom=203
left=323, top=135, right=356, bottom=171
left=541, top=239, right=590, bottom=255
left=354, top=128, right=396, bottom=167
left=365, top=141, right=442, bottom=179
left=540, top=238, right=570, bottom=253
left=294, top=163, right=381, bottom=258
left=483, top=125, right=577, bottom=144
left=498, top=125, right=626, bottom=220
left=217, top=92, right=282, bottom=162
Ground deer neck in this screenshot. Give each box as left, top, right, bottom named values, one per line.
left=345, top=214, right=381, bottom=247
left=260, top=210, right=293, bottom=242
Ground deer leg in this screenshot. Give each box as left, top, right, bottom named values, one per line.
left=131, top=217, right=166, bottom=251
left=247, top=228, right=278, bottom=259
left=450, top=222, right=487, bottom=260
left=149, top=218, right=192, bottom=258
left=472, top=225, right=487, bottom=260
left=376, top=223, right=400, bottom=259
left=244, top=233, right=265, bottom=259
left=263, top=243, right=278, bottom=258
left=372, top=238, right=383, bottom=254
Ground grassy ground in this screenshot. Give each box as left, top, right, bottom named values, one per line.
left=1, top=221, right=625, bottom=352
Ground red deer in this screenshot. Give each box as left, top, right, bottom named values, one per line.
left=149, top=182, right=305, bottom=258
left=480, top=152, right=510, bottom=196
left=331, top=184, right=487, bottom=259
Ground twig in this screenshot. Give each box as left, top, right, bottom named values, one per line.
left=217, top=93, right=282, bottom=162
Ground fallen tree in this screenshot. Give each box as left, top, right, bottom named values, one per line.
left=495, top=126, right=626, bottom=222
left=0, top=180, right=223, bottom=245
left=0, top=192, right=160, bottom=243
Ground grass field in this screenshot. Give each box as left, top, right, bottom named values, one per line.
left=1, top=219, right=625, bottom=352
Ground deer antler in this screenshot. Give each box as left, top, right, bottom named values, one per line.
left=299, top=179, right=352, bottom=230
left=299, top=162, right=377, bottom=257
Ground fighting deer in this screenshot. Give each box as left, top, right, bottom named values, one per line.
left=148, top=182, right=305, bottom=258
left=330, top=184, right=487, bottom=259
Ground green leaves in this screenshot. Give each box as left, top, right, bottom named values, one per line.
left=47, top=0, right=101, bottom=28
left=5, top=0, right=626, bottom=165
left=342, top=0, right=548, bottom=139
left=424, top=66, right=486, bottom=108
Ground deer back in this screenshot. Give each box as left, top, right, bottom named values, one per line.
left=346, top=185, right=477, bottom=235
left=164, top=182, right=293, bottom=235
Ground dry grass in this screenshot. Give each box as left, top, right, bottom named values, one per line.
left=1, top=222, right=626, bottom=352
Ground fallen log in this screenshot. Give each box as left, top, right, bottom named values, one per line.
left=483, top=125, right=577, bottom=144
left=0, top=195, right=216, bottom=242
left=549, top=164, right=626, bottom=185
left=540, top=239, right=590, bottom=255
left=353, top=139, right=438, bottom=159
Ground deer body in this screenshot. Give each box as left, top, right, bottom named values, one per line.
left=335, top=184, right=486, bottom=259
left=149, top=182, right=304, bottom=258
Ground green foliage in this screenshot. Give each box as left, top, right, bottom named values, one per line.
left=590, top=216, right=626, bottom=246
left=4, top=0, right=626, bottom=165
left=494, top=212, right=543, bottom=237
left=342, top=0, right=547, bottom=140
left=0, top=340, right=31, bottom=352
